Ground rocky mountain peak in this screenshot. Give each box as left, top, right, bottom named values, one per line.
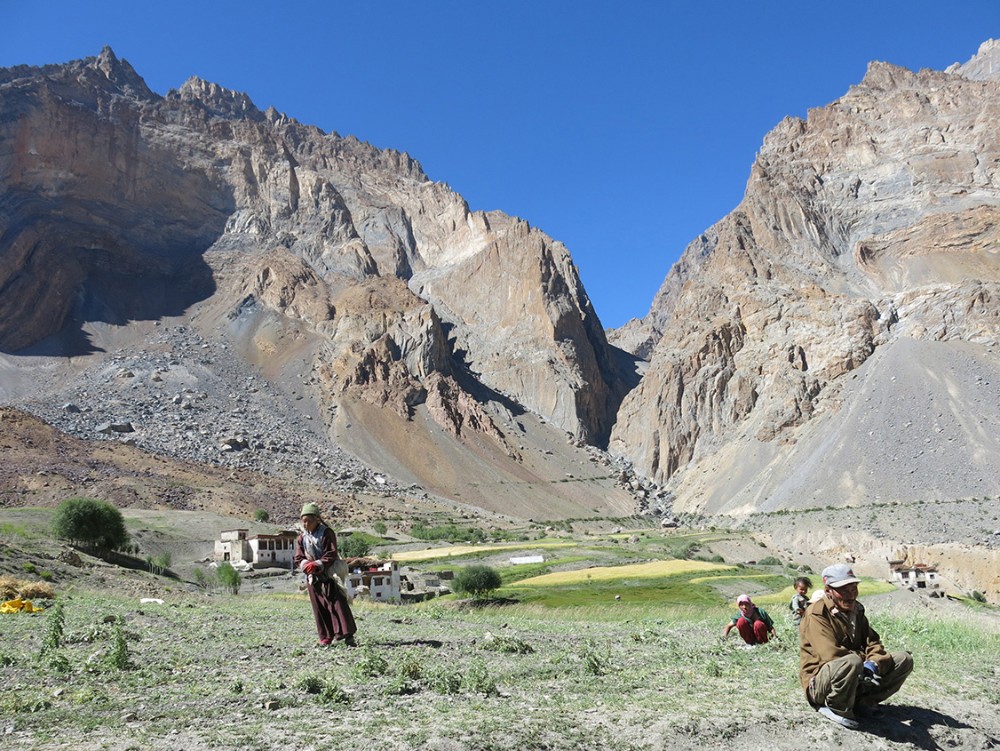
left=947, top=37, right=1000, bottom=81
left=85, top=45, right=153, bottom=100
left=171, top=76, right=263, bottom=120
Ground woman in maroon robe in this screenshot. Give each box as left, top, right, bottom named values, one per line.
left=293, top=502, right=357, bottom=646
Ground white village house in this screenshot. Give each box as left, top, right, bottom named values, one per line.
left=889, top=561, right=941, bottom=591
left=214, top=529, right=298, bottom=568
left=212, top=532, right=452, bottom=602
left=344, top=559, right=402, bottom=603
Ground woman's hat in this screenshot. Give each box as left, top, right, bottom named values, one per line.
left=300, top=502, right=321, bottom=518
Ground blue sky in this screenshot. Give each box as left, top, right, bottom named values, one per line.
left=3, top=2, right=997, bottom=328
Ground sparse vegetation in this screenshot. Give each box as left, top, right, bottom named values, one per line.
left=410, top=521, right=487, bottom=543
left=215, top=561, right=241, bottom=594
left=0, top=512, right=998, bottom=750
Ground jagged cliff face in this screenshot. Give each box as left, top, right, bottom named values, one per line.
left=0, top=48, right=640, bottom=517
left=609, top=41, right=1000, bottom=514
left=4, top=43, right=999, bottom=523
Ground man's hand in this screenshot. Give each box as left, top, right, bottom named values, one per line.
left=303, top=561, right=320, bottom=575
left=863, top=660, right=881, bottom=687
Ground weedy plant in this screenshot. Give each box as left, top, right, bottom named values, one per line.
left=481, top=631, right=534, bottom=654
left=107, top=621, right=135, bottom=671
left=581, top=640, right=611, bottom=676
left=41, top=600, right=65, bottom=655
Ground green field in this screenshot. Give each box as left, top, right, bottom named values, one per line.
left=2, top=511, right=999, bottom=750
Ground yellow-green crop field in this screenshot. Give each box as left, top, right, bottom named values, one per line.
left=391, top=540, right=578, bottom=562
left=515, top=558, right=732, bottom=586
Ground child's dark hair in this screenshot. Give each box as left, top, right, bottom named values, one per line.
left=794, top=576, right=812, bottom=589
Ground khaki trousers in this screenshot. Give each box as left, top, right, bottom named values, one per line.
left=810, top=651, right=914, bottom=714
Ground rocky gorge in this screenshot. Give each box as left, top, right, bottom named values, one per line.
left=1, top=43, right=998, bottom=599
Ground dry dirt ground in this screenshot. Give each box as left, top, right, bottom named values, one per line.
left=0, top=405, right=514, bottom=533
left=1, top=543, right=998, bottom=751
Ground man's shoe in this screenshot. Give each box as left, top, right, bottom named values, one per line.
left=818, top=706, right=860, bottom=729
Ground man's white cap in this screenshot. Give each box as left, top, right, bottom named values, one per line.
left=822, top=563, right=861, bottom=588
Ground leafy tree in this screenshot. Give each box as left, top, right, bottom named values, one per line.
left=453, top=565, right=502, bottom=599
left=52, top=497, right=129, bottom=551
left=339, top=531, right=379, bottom=558
left=216, top=561, right=241, bottom=594
left=254, top=509, right=270, bottom=523
left=373, top=521, right=388, bottom=536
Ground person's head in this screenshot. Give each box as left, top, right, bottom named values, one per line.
left=794, top=576, right=812, bottom=596
left=822, top=564, right=861, bottom=611
left=736, top=593, right=754, bottom=615
left=300, top=502, right=322, bottom=532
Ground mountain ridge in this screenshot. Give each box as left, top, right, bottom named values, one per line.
left=1, top=43, right=997, bottom=535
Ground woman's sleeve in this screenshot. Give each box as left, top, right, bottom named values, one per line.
left=319, top=529, right=340, bottom=565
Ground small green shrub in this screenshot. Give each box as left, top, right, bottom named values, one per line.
left=425, top=664, right=462, bottom=694
left=463, top=659, right=498, bottom=695
left=581, top=641, right=610, bottom=676
left=320, top=682, right=350, bottom=705
left=757, top=556, right=782, bottom=566
left=216, top=562, right=241, bottom=594
left=352, top=646, right=389, bottom=679
left=21, top=562, right=37, bottom=574
left=373, top=521, right=388, bottom=536
left=107, top=622, right=134, bottom=671
left=193, top=568, right=208, bottom=590
left=254, top=509, right=270, bottom=523
left=41, top=601, right=65, bottom=655
left=148, top=552, right=172, bottom=576
left=395, top=652, right=424, bottom=681
left=296, top=674, right=325, bottom=694
left=453, top=565, right=502, bottom=599
left=481, top=632, right=533, bottom=654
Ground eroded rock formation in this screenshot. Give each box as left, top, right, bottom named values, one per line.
left=609, top=40, right=1000, bottom=514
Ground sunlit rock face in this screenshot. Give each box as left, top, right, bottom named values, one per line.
left=609, top=41, right=1000, bottom=514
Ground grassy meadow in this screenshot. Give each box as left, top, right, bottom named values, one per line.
left=2, top=514, right=998, bottom=750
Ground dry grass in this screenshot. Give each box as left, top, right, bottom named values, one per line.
left=0, top=576, right=55, bottom=601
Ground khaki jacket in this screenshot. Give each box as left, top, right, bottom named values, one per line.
left=799, top=594, right=893, bottom=693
